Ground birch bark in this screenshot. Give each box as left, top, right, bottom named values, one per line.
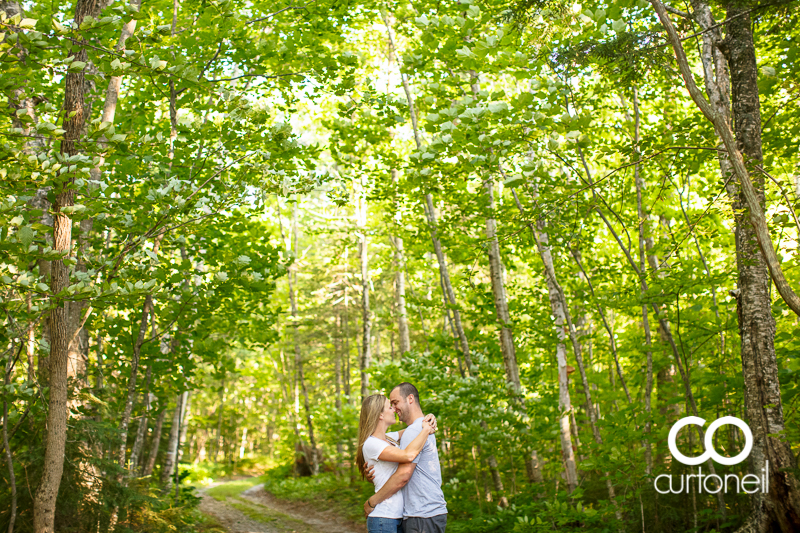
left=391, top=168, right=411, bottom=355
left=380, top=11, right=473, bottom=369
left=289, top=201, right=318, bottom=474
left=160, top=395, right=182, bottom=485
left=630, top=87, right=655, bottom=475
left=143, top=407, right=166, bottom=477
left=531, top=218, right=578, bottom=493
left=357, top=185, right=372, bottom=400
left=116, top=234, right=162, bottom=480
left=512, top=184, right=626, bottom=514
left=174, top=390, right=191, bottom=494
left=129, top=366, right=152, bottom=473
left=574, top=139, right=728, bottom=517
left=484, top=179, right=521, bottom=394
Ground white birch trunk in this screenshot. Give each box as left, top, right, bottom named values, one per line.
left=239, top=428, right=248, bottom=459
left=389, top=169, right=411, bottom=355
left=160, top=395, right=182, bottom=485
left=129, top=367, right=152, bottom=473
left=393, top=233, right=411, bottom=355
left=143, top=407, right=165, bottom=477
left=381, top=12, right=472, bottom=369
left=289, top=201, right=318, bottom=474
left=358, top=189, right=372, bottom=400
left=535, top=228, right=578, bottom=493
left=484, top=179, right=521, bottom=393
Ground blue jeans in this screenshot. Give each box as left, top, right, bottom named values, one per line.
left=367, top=516, right=404, bottom=533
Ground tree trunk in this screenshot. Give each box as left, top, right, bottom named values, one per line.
left=651, top=0, right=800, bottom=316
left=26, top=294, right=35, bottom=383
left=173, top=390, right=189, bottom=497
left=334, top=321, right=343, bottom=412
left=392, top=232, right=411, bottom=356
left=629, top=85, right=656, bottom=475
left=725, top=6, right=800, bottom=529
left=374, top=326, right=381, bottom=362
left=65, top=0, right=142, bottom=401
left=390, top=169, right=411, bottom=355
left=33, top=1, right=97, bottom=530
left=213, top=377, right=225, bottom=462
left=4, top=353, right=18, bottom=533
left=67, top=279, right=89, bottom=388
left=484, top=179, right=521, bottom=394
left=117, top=234, right=162, bottom=479
left=526, top=449, right=544, bottom=485
left=380, top=11, right=472, bottom=370
left=129, top=366, right=152, bottom=474
left=423, top=196, right=474, bottom=369
left=176, top=392, right=190, bottom=466
left=476, top=420, right=509, bottom=507
left=673, top=0, right=800, bottom=526
left=334, top=321, right=344, bottom=458
left=358, top=190, right=372, bottom=401
left=531, top=219, right=579, bottom=494
left=143, top=407, right=166, bottom=477
left=342, top=295, right=351, bottom=400
left=513, top=183, right=626, bottom=513
left=160, top=395, right=183, bottom=485
left=290, top=201, right=319, bottom=475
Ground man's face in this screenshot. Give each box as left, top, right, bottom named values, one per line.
left=389, top=388, right=410, bottom=424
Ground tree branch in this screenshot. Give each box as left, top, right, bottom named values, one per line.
left=246, top=0, right=317, bottom=25
left=649, top=0, right=800, bottom=317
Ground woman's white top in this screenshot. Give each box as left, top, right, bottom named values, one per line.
left=362, top=431, right=403, bottom=518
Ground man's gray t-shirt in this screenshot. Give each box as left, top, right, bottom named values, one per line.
left=399, top=417, right=447, bottom=518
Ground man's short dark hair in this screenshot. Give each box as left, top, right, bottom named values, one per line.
left=394, top=382, right=420, bottom=406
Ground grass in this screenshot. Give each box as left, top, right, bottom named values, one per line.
left=201, top=467, right=371, bottom=530
left=202, top=473, right=318, bottom=533
left=229, top=500, right=316, bottom=533
left=261, top=467, right=373, bottom=523
left=205, top=476, right=267, bottom=502
left=194, top=513, right=229, bottom=533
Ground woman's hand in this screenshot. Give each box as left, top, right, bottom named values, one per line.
left=363, top=463, right=376, bottom=483
left=423, top=413, right=437, bottom=434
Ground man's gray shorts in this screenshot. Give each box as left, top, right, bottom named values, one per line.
left=403, top=514, right=447, bottom=533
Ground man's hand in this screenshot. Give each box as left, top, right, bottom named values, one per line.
left=424, top=413, right=438, bottom=433
left=364, top=463, right=376, bottom=483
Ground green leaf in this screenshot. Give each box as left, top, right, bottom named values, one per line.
left=17, top=226, right=34, bottom=247
left=60, top=204, right=86, bottom=215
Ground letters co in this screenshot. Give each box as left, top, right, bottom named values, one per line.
left=655, top=416, right=769, bottom=495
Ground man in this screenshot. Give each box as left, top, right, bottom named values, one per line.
left=363, top=382, right=447, bottom=533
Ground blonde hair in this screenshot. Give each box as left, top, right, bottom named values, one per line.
left=356, top=394, right=388, bottom=479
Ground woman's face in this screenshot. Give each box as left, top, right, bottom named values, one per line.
left=380, top=399, right=396, bottom=425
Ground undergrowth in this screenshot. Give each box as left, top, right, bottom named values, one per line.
left=256, top=463, right=619, bottom=533
left=261, top=464, right=374, bottom=523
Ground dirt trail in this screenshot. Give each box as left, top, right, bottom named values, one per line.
left=200, top=480, right=365, bottom=533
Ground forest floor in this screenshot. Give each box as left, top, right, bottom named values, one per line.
left=200, top=477, right=366, bottom=533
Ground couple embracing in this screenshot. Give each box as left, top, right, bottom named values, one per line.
left=356, top=382, right=447, bottom=533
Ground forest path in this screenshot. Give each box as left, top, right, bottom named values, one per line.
left=200, top=478, right=365, bottom=533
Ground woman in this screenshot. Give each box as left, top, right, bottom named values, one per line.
left=356, top=394, right=435, bottom=533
